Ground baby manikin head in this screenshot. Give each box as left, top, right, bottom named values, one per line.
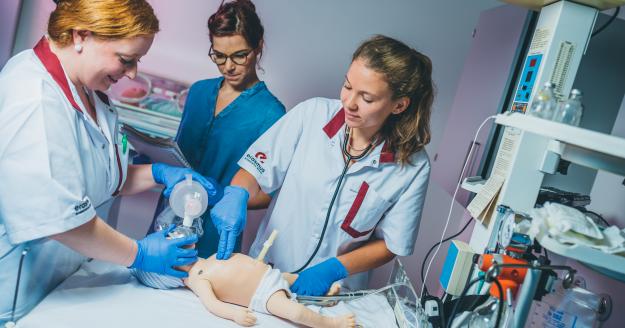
left=131, top=269, right=186, bottom=289
left=131, top=269, right=185, bottom=289
left=131, top=255, right=197, bottom=289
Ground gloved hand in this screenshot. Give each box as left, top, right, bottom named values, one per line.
left=290, top=257, right=349, bottom=296
left=210, top=186, right=249, bottom=260
left=151, top=163, right=223, bottom=203
left=130, top=224, right=198, bottom=278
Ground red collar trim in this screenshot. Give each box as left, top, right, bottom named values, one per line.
left=379, top=142, right=396, bottom=164
left=322, top=108, right=345, bottom=138
left=33, top=37, right=82, bottom=113
left=322, top=107, right=396, bottom=164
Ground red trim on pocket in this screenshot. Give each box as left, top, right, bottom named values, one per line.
left=341, top=181, right=374, bottom=238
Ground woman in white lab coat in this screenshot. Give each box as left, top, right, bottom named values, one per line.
left=0, top=0, right=221, bottom=321
left=210, top=35, right=434, bottom=295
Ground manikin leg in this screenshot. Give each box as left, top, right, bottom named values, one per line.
left=266, top=290, right=356, bottom=328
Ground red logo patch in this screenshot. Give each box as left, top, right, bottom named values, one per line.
left=255, top=152, right=267, bottom=164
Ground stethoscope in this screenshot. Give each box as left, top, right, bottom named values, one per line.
left=292, top=127, right=376, bottom=273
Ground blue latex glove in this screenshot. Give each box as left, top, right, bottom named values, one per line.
left=152, top=163, right=223, bottom=203
left=290, top=257, right=349, bottom=296
left=210, top=186, right=249, bottom=260
left=130, top=224, right=198, bottom=278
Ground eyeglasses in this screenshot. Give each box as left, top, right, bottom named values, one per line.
left=208, top=47, right=254, bottom=65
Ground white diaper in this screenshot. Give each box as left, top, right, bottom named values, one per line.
left=249, top=268, right=295, bottom=314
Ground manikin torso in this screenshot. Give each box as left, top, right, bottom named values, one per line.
left=179, top=253, right=352, bottom=328
left=184, top=254, right=281, bottom=307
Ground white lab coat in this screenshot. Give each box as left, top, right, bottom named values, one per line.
left=0, top=38, right=128, bottom=321
left=240, top=97, right=431, bottom=290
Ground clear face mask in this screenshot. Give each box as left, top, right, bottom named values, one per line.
left=154, top=174, right=209, bottom=239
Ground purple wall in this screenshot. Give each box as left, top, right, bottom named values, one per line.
left=430, top=5, right=529, bottom=205
left=0, top=0, right=22, bottom=67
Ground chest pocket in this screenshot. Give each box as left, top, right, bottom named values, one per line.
left=341, top=181, right=391, bottom=238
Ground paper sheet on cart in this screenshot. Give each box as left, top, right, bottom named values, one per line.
left=467, top=175, right=504, bottom=225
left=467, top=127, right=518, bottom=225
left=19, top=260, right=398, bottom=328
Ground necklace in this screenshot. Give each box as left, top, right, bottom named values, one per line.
left=349, top=139, right=370, bottom=152
left=346, top=126, right=379, bottom=151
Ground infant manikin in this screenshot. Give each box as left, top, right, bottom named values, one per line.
left=133, top=254, right=355, bottom=328
left=135, top=179, right=355, bottom=327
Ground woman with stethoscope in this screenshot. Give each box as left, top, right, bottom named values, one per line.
left=0, top=0, right=221, bottom=321
left=210, top=35, right=434, bottom=296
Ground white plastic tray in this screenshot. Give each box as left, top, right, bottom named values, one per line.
left=536, top=233, right=625, bottom=282
left=113, top=99, right=181, bottom=138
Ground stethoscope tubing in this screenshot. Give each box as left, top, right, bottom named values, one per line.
left=291, top=130, right=373, bottom=273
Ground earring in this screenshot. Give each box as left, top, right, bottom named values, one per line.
left=74, top=43, right=83, bottom=53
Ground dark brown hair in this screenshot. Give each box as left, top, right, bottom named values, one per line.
left=353, top=35, right=435, bottom=165
left=208, top=0, right=264, bottom=59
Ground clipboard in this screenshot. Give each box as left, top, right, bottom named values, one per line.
left=121, top=124, right=190, bottom=168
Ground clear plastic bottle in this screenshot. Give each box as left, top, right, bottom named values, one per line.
left=167, top=225, right=196, bottom=239
left=553, top=89, right=583, bottom=126
left=469, top=296, right=500, bottom=328
left=468, top=280, right=517, bottom=328
left=154, top=205, right=177, bottom=233
left=528, top=82, right=557, bottom=119
left=154, top=206, right=204, bottom=239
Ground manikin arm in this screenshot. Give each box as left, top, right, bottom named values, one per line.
left=186, top=277, right=257, bottom=327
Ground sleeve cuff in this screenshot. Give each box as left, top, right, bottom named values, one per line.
left=7, top=203, right=97, bottom=245
left=237, top=158, right=273, bottom=194
left=376, top=230, right=413, bottom=257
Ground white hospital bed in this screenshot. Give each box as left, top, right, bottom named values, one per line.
left=18, top=259, right=407, bottom=327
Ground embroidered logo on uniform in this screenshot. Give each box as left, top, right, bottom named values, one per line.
left=74, top=198, right=92, bottom=215
left=255, top=152, right=267, bottom=163
left=245, top=153, right=266, bottom=174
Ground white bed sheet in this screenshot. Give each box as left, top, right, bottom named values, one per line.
left=18, top=260, right=398, bottom=328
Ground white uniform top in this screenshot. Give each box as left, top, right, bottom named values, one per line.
left=240, top=97, right=430, bottom=290
left=0, top=37, right=128, bottom=320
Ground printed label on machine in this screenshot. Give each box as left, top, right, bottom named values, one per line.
left=529, top=28, right=552, bottom=55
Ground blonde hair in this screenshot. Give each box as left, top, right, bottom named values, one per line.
left=352, top=35, right=434, bottom=165
left=48, top=0, right=159, bottom=47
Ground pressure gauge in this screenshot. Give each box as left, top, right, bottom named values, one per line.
left=498, top=211, right=517, bottom=248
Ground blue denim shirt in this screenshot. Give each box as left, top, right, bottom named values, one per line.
left=173, top=77, right=285, bottom=257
